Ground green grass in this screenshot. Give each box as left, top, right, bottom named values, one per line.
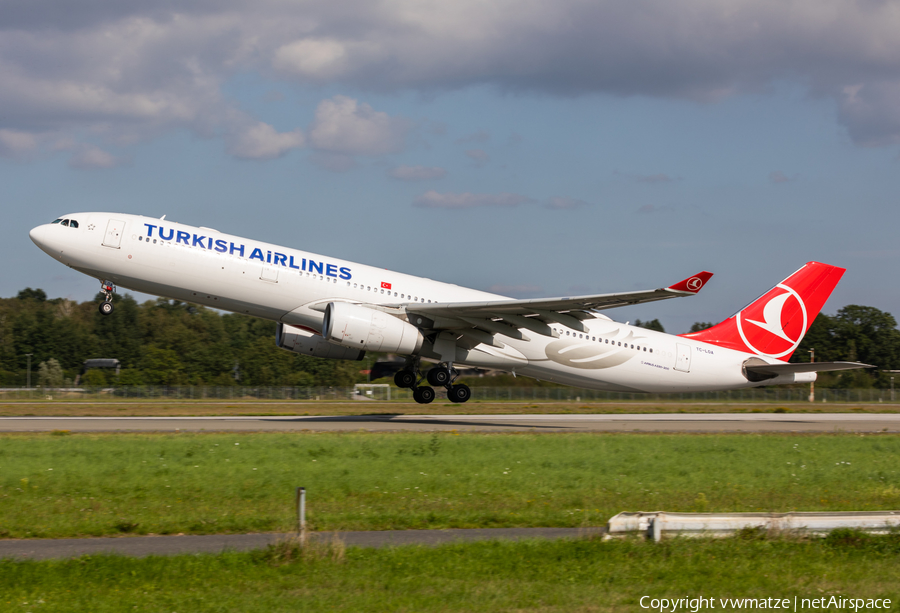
left=1, top=533, right=899, bottom=612
left=2, top=432, right=900, bottom=538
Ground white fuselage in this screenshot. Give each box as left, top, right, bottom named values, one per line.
left=30, top=213, right=803, bottom=393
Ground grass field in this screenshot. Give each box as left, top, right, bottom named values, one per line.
left=2, top=400, right=899, bottom=417
left=2, top=432, right=899, bottom=539
left=1, top=533, right=898, bottom=612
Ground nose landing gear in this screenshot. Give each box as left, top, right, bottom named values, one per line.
left=98, top=281, right=116, bottom=315
left=394, top=359, right=471, bottom=404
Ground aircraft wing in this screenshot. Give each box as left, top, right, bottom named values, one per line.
left=403, top=271, right=713, bottom=336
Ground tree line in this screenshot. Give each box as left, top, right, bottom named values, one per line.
left=0, top=289, right=360, bottom=387
left=1, top=289, right=897, bottom=388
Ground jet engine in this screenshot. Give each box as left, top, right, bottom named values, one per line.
left=276, top=323, right=365, bottom=361
left=322, top=302, right=424, bottom=355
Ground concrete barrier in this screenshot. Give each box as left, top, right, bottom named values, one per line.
left=607, top=510, right=900, bottom=541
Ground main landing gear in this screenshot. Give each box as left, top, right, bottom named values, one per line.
left=98, top=281, right=116, bottom=315
left=394, top=359, right=471, bottom=404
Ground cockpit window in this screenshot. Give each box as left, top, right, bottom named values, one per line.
left=60, top=219, right=69, bottom=227
left=69, top=220, right=78, bottom=228
left=51, top=219, right=62, bottom=224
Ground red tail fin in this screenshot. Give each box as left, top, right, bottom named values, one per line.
left=680, top=262, right=845, bottom=361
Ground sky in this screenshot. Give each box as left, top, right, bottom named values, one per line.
left=3, top=0, right=900, bottom=333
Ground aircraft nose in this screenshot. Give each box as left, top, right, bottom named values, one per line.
left=29, top=224, right=55, bottom=254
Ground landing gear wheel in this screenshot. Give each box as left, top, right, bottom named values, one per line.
left=412, top=386, right=435, bottom=404
left=426, top=367, right=451, bottom=387
left=447, top=384, right=471, bottom=403
left=98, top=280, right=116, bottom=315
left=394, top=370, right=417, bottom=389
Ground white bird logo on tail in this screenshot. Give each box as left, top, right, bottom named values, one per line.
left=744, top=292, right=794, bottom=342
left=735, top=283, right=808, bottom=359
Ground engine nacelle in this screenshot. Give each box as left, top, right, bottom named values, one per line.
left=323, top=302, right=424, bottom=355
left=276, top=323, right=365, bottom=361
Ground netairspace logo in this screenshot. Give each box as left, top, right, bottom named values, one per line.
left=639, top=596, right=892, bottom=612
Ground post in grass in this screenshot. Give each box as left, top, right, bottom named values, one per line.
left=296, top=486, right=307, bottom=545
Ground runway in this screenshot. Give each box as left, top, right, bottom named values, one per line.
left=2, top=413, right=899, bottom=433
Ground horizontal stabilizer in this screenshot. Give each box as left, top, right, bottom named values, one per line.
left=743, top=359, right=873, bottom=382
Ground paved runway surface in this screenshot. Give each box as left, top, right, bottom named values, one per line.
left=0, top=527, right=605, bottom=561
left=1, top=413, right=899, bottom=433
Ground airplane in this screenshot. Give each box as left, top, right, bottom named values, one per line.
left=29, top=213, right=869, bottom=404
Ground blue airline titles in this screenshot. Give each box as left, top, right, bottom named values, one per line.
left=142, top=223, right=353, bottom=280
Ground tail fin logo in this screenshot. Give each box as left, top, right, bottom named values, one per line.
left=686, top=277, right=704, bottom=291
left=736, top=283, right=807, bottom=359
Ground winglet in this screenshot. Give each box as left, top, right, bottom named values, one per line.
left=667, top=271, right=713, bottom=294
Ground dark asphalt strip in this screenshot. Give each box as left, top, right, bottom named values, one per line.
left=0, top=527, right=606, bottom=561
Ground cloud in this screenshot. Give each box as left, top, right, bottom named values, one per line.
left=465, top=148, right=489, bottom=163
left=5, top=1, right=900, bottom=152
left=769, top=170, right=797, bottom=184
left=414, top=191, right=532, bottom=209
left=226, top=122, right=305, bottom=160
left=308, top=95, right=410, bottom=156
left=68, top=145, right=120, bottom=169
left=273, top=38, right=351, bottom=80
left=545, top=197, right=589, bottom=210
left=389, top=165, right=447, bottom=181
left=0, top=129, right=38, bottom=159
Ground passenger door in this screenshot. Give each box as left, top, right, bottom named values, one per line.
left=675, top=343, right=692, bottom=373
left=102, top=218, right=125, bottom=248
